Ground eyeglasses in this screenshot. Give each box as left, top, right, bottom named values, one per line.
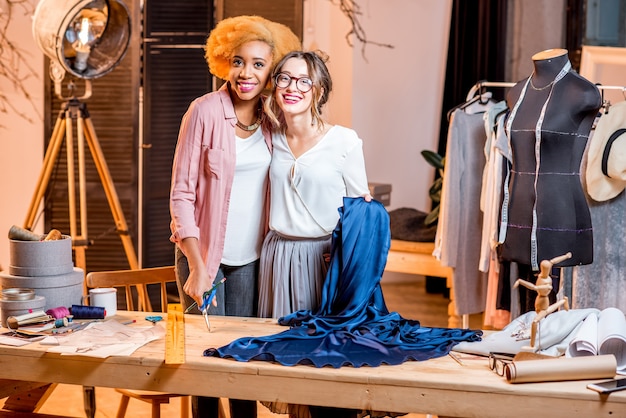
left=488, top=352, right=514, bottom=376
left=275, top=73, right=314, bottom=93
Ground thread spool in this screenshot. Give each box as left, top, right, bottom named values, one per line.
left=70, top=305, right=106, bottom=319
left=46, top=306, right=71, bottom=319
left=54, top=317, right=69, bottom=328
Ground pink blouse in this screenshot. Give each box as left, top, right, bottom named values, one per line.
left=170, top=85, right=271, bottom=279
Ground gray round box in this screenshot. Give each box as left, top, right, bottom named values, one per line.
left=0, top=268, right=84, bottom=311
left=9, top=236, right=73, bottom=277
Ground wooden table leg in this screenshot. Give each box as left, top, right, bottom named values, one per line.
left=82, top=386, right=96, bottom=418
left=0, top=382, right=57, bottom=413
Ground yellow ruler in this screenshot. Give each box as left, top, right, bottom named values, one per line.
left=165, top=303, right=185, bottom=364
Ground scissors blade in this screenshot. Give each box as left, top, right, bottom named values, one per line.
left=200, top=288, right=217, bottom=332
left=202, top=308, right=211, bottom=331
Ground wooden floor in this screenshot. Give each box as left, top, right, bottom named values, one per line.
left=9, top=273, right=453, bottom=418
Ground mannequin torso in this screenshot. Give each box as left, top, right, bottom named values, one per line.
left=501, top=49, right=602, bottom=269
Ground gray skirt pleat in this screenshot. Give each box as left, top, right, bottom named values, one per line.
left=257, top=230, right=331, bottom=319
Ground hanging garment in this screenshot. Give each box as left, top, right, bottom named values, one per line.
left=433, top=108, right=489, bottom=315
left=205, top=197, right=482, bottom=368
left=480, top=103, right=512, bottom=328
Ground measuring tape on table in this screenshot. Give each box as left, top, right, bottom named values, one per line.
left=165, top=303, right=185, bottom=364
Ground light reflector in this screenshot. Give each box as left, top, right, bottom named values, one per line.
left=32, top=0, right=131, bottom=79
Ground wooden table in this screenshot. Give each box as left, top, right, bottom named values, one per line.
left=0, top=311, right=625, bottom=418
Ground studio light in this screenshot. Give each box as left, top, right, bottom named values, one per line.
left=24, top=0, right=139, bottom=273
left=32, top=0, right=131, bottom=80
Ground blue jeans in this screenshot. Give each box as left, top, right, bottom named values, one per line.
left=174, top=247, right=258, bottom=418
left=174, top=247, right=258, bottom=316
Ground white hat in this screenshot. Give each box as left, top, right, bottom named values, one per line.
left=586, top=101, right=626, bottom=202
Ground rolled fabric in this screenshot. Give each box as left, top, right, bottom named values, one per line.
left=506, top=354, right=617, bottom=384
left=8, top=225, right=42, bottom=241
left=43, top=229, right=62, bottom=241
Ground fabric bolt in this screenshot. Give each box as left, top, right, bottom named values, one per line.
left=454, top=308, right=600, bottom=357
left=206, top=197, right=482, bottom=368
left=434, top=108, right=489, bottom=315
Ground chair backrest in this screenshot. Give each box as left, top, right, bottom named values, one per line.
left=85, top=266, right=176, bottom=312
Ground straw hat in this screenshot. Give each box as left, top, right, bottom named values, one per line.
left=586, top=101, right=626, bottom=202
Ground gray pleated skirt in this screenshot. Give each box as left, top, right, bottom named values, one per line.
left=257, top=230, right=331, bottom=319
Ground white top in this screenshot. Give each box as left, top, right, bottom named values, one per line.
left=222, top=127, right=271, bottom=265
left=269, top=125, right=369, bottom=238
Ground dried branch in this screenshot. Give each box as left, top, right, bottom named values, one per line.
left=332, top=0, right=394, bottom=60
left=0, top=0, right=40, bottom=127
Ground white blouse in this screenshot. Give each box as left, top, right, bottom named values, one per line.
left=269, top=125, right=369, bottom=238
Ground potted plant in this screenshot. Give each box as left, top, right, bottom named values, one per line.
left=421, top=150, right=445, bottom=226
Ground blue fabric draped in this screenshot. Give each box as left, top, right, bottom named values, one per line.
left=204, top=197, right=482, bottom=368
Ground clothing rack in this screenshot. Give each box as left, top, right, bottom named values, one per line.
left=465, top=81, right=516, bottom=101
left=466, top=80, right=626, bottom=102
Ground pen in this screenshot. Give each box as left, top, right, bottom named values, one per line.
left=120, top=320, right=136, bottom=325
left=184, top=277, right=227, bottom=313
left=448, top=352, right=465, bottom=366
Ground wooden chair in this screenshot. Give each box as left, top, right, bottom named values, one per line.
left=85, top=266, right=190, bottom=418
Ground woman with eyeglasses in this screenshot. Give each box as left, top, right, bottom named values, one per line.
left=257, top=49, right=370, bottom=418
left=258, top=50, right=371, bottom=319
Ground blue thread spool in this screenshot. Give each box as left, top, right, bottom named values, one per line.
left=54, top=317, right=69, bottom=328
left=70, top=304, right=106, bottom=319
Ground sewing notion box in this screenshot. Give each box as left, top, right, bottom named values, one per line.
left=0, top=233, right=83, bottom=326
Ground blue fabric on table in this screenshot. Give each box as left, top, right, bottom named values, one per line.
left=204, top=197, right=482, bottom=368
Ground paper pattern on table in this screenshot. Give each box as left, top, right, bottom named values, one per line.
left=44, top=320, right=164, bottom=358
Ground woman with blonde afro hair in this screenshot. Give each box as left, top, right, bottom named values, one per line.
left=206, top=15, right=300, bottom=82
left=169, top=15, right=300, bottom=418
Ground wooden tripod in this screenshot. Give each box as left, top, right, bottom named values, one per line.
left=23, top=96, right=139, bottom=278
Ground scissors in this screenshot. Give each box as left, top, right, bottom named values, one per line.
left=200, top=289, right=217, bottom=331
left=186, top=277, right=227, bottom=331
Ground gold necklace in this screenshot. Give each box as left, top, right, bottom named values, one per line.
left=529, top=73, right=555, bottom=91
left=236, top=113, right=263, bottom=131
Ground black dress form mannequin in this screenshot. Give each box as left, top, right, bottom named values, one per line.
left=501, top=49, right=602, bottom=271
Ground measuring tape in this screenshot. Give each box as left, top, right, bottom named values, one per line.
left=165, top=303, right=185, bottom=364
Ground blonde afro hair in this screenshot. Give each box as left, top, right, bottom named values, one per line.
left=205, top=15, right=301, bottom=80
